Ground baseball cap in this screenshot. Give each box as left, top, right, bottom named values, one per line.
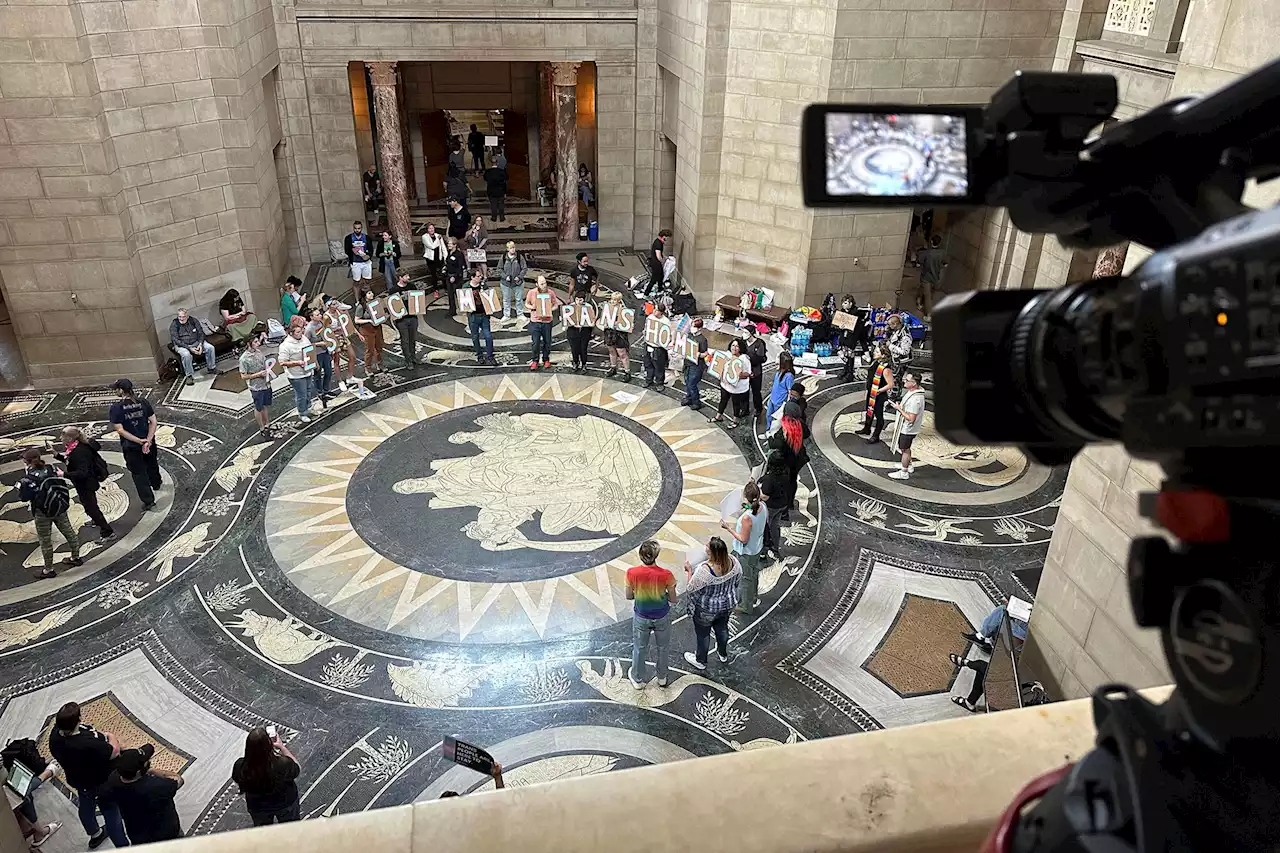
left=115, top=749, right=148, bottom=778
left=111, top=378, right=133, bottom=392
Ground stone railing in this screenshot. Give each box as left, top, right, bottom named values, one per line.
left=130, top=691, right=1171, bottom=853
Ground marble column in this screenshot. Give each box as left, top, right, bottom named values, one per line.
left=537, top=63, right=555, bottom=187
left=367, top=61, right=412, bottom=254
left=551, top=61, right=581, bottom=244
left=1093, top=243, right=1128, bottom=278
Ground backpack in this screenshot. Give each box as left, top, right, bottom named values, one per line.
left=91, top=450, right=109, bottom=483
left=33, top=470, right=72, bottom=518
left=1, top=738, right=47, bottom=774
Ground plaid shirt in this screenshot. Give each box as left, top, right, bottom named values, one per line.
left=687, top=558, right=742, bottom=616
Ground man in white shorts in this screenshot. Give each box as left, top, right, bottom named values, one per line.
left=344, top=221, right=373, bottom=282
left=888, top=371, right=927, bottom=480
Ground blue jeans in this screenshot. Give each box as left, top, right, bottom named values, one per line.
left=501, top=283, right=520, bottom=319
left=530, top=321, right=552, bottom=362
left=693, top=609, right=730, bottom=664
left=981, top=604, right=1027, bottom=641
left=683, top=360, right=705, bottom=408
left=289, top=375, right=313, bottom=416
left=314, top=349, right=333, bottom=395
left=177, top=341, right=217, bottom=377
left=468, top=313, right=493, bottom=360
left=76, top=786, right=129, bottom=847
left=631, top=611, right=672, bottom=683
left=381, top=258, right=397, bottom=287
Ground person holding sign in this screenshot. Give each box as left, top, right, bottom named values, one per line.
left=444, top=237, right=466, bottom=316
left=466, top=215, right=489, bottom=280
left=465, top=269, right=496, bottom=365
left=712, top=339, right=752, bottom=427
left=278, top=322, right=317, bottom=424
left=325, top=297, right=357, bottom=393
left=389, top=271, right=420, bottom=368
left=643, top=303, right=670, bottom=389
left=681, top=318, right=710, bottom=410
left=304, top=307, right=335, bottom=400
left=682, top=537, right=742, bottom=671
left=525, top=275, right=560, bottom=370
left=602, top=291, right=632, bottom=380
left=565, top=293, right=593, bottom=373
left=353, top=289, right=385, bottom=375
left=238, top=331, right=273, bottom=434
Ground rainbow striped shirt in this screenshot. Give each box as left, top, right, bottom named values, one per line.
left=627, top=564, right=674, bottom=620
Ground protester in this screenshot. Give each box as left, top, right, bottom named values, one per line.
left=353, top=289, right=385, bottom=376
left=625, top=539, right=677, bottom=689
left=682, top=537, right=742, bottom=670
left=231, top=728, right=301, bottom=826
left=466, top=215, right=489, bottom=280
left=389, top=271, right=420, bottom=368
left=722, top=481, right=767, bottom=614
left=109, top=378, right=161, bottom=510
left=57, top=426, right=115, bottom=544
left=169, top=308, right=217, bottom=386
left=444, top=236, right=466, bottom=315
left=345, top=220, right=373, bottom=284
left=856, top=342, right=894, bottom=443
left=745, top=325, right=767, bottom=419
left=645, top=229, right=670, bottom=297
left=681, top=318, right=709, bottom=410
left=765, top=351, right=795, bottom=427
left=758, top=458, right=792, bottom=561
left=238, top=332, right=274, bottom=434
left=219, top=288, right=258, bottom=344
left=48, top=701, right=129, bottom=849
left=497, top=241, right=527, bottom=325
left=325, top=298, right=357, bottom=393
left=887, top=370, right=926, bottom=480
left=467, top=123, right=486, bottom=172
left=771, top=401, right=810, bottom=519
left=712, top=338, right=751, bottom=426
left=466, top=269, right=496, bottom=365
left=603, top=292, right=631, bottom=379
left=18, top=449, right=82, bottom=580
left=916, top=234, right=948, bottom=316
left=485, top=165, right=508, bottom=222
left=278, top=321, right=317, bottom=424
left=570, top=252, right=599, bottom=299
left=98, top=746, right=184, bottom=845
left=421, top=223, right=446, bottom=289
left=884, top=312, right=913, bottom=376
left=375, top=229, right=400, bottom=290
left=304, top=306, right=336, bottom=397
left=280, top=276, right=308, bottom=325
left=566, top=293, right=593, bottom=373
left=525, top=275, right=560, bottom=371
left=642, top=302, right=669, bottom=389
left=446, top=197, right=469, bottom=241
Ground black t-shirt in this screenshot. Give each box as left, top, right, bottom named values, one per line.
left=109, top=397, right=154, bottom=442
left=468, top=284, right=490, bottom=317
left=362, top=170, right=379, bottom=195
left=650, top=238, right=664, bottom=266
left=48, top=726, right=114, bottom=790
left=746, top=337, right=767, bottom=370
left=485, top=168, right=507, bottom=198
left=571, top=264, right=598, bottom=299
left=447, top=205, right=469, bottom=239
left=232, top=755, right=300, bottom=815
left=468, top=129, right=485, bottom=154
left=759, top=470, right=791, bottom=510
left=219, top=292, right=244, bottom=314
left=99, top=772, right=182, bottom=843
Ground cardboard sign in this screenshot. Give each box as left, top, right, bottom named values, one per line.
left=367, top=298, right=388, bottom=325
left=407, top=290, right=426, bottom=315
left=320, top=326, right=339, bottom=353
left=478, top=287, right=501, bottom=315
left=596, top=302, right=636, bottom=333
left=458, top=287, right=499, bottom=314
left=561, top=302, right=597, bottom=328
left=386, top=293, right=407, bottom=320
left=832, top=310, right=859, bottom=331
left=644, top=314, right=704, bottom=364
left=457, top=287, right=476, bottom=314
left=443, top=736, right=494, bottom=775
left=330, top=309, right=354, bottom=337
left=529, top=289, right=558, bottom=320
left=263, top=355, right=280, bottom=380
left=301, top=343, right=317, bottom=372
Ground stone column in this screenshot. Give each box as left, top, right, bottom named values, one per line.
left=537, top=63, right=555, bottom=187
left=367, top=61, right=412, bottom=254
left=551, top=61, right=581, bottom=243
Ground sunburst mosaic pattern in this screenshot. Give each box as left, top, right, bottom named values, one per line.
left=264, top=374, right=752, bottom=644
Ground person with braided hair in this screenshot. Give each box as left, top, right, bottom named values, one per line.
left=855, top=342, right=895, bottom=443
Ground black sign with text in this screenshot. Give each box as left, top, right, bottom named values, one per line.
left=443, top=736, right=494, bottom=775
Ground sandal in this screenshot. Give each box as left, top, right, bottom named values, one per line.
left=710, top=414, right=723, bottom=422
left=949, top=653, right=965, bottom=667
left=951, top=696, right=977, bottom=712
left=726, top=419, right=739, bottom=428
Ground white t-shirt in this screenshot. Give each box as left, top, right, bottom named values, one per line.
left=720, top=355, right=751, bottom=395
left=898, top=389, right=927, bottom=435
left=277, top=335, right=312, bottom=380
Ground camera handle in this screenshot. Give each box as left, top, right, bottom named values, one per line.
left=982, top=475, right=1280, bottom=852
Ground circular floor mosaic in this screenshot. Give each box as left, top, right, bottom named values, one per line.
left=264, top=373, right=752, bottom=644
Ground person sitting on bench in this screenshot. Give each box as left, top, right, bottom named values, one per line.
left=170, top=308, right=217, bottom=386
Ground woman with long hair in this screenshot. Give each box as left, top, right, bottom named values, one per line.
left=353, top=288, right=384, bottom=375
left=721, top=480, right=767, bottom=615
left=467, top=215, right=489, bottom=280
left=682, top=536, right=742, bottom=671
left=765, top=352, right=796, bottom=427
left=603, top=291, right=631, bottom=379
left=280, top=276, right=307, bottom=326
left=231, top=728, right=301, bottom=826
left=712, top=339, right=752, bottom=427
left=857, top=342, right=894, bottom=443
left=219, top=288, right=258, bottom=344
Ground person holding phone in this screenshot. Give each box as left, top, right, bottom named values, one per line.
left=231, top=727, right=301, bottom=826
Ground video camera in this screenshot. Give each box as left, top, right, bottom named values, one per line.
left=800, top=58, right=1280, bottom=853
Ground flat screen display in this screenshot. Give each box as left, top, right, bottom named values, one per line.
left=824, top=111, right=969, bottom=198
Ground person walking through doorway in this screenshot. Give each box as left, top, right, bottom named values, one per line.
left=467, top=123, right=486, bottom=173
left=109, top=378, right=161, bottom=510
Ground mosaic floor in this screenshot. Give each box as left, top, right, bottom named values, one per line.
left=0, top=257, right=1062, bottom=846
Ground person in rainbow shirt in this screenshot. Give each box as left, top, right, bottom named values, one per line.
left=625, top=540, right=679, bottom=689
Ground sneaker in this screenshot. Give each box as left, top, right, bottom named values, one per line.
left=657, top=678, right=668, bottom=687
left=530, top=361, right=540, bottom=371
left=98, top=531, right=117, bottom=544
left=888, top=469, right=909, bottom=480
left=683, top=652, right=706, bottom=671
left=184, top=376, right=194, bottom=386
left=299, top=415, right=312, bottom=424
left=606, top=367, right=617, bottom=377
left=718, top=652, right=730, bottom=664
left=619, top=371, right=631, bottom=381
left=142, top=502, right=156, bottom=511
left=88, top=830, right=108, bottom=850
left=908, top=464, right=916, bottom=473
left=643, top=380, right=654, bottom=389
left=541, top=360, right=552, bottom=369
left=629, top=671, right=645, bottom=690
left=338, top=380, right=348, bottom=392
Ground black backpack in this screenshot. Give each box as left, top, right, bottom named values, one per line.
left=2, top=738, right=47, bottom=774
left=32, top=470, right=72, bottom=518
left=91, top=450, right=109, bottom=483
